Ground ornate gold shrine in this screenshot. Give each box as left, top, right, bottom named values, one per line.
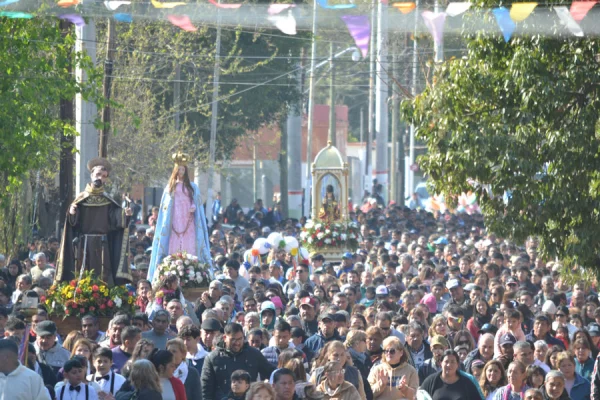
left=309, top=141, right=350, bottom=262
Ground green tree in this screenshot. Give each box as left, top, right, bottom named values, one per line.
left=402, top=6, right=600, bottom=270
left=0, top=19, right=100, bottom=255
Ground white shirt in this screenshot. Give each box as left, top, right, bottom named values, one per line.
left=55, top=383, right=98, bottom=400
left=0, top=363, right=50, bottom=400
left=86, top=371, right=126, bottom=395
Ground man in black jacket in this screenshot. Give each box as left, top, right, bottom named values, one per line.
left=406, top=322, right=432, bottom=370
left=418, top=335, right=449, bottom=384
left=201, top=323, right=274, bottom=400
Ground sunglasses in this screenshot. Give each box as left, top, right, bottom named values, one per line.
left=384, top=348, right=397, bottom=355
left=556, top=314, right=566, bottom=317
left=295, top=270, right=305, bottom=274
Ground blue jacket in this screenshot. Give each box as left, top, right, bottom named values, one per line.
left=304, top=330, right=343, bottom=356
left=569, top=373, right=590, bottom=400
left=576, top=356, right=595, bottom=382
left=525, top=332, right=565, bottom=349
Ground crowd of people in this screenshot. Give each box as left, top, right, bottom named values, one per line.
left=0, top=200, right=600, bottom=400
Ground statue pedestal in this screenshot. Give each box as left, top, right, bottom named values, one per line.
left=316, top=247, right=347, bottom=264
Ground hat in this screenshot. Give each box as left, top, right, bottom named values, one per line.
left=299, top=297, right=317, bottom=309
left=201, top=318, right=222, bottom=332
left=434, top=237, right=448, bottom=245
left=446, top=279, right=461, bottom=290
left=463, top=283, right=476, bottom=292
left=312, top=254, right=325, bottom=262
left=420, top=293, right=437, bottom=314
left=271, top=296, right=284, bottom=311
left=588, top=323, right=600, bottom=337
left=260, top=301, right=276, bottom=313
left=87, top=157, right=112, bottom=173
left=430, top=335, right=450, bottom=349
left=34, top=320, right=57, bottom=337
left=477, top=257, right=487, bottom=264
left=471, top=359, right=485, bottom=369
left=499, top=333, right=517, bottom=346
left=478, top=323, right=498, bottom=335
left=342, top=252, right=353, bottom=259
left=262, top=227, right=271, bottom=235
left=375, top=285, right=389, bottom=296
left=542, top=300, right=557, bottom=315
left=318, top=313, right=335, bottom=322
left=506, top=277, right=518, bottom=286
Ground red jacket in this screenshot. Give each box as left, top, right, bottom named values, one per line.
left=169, top=376, right=188, bottom=400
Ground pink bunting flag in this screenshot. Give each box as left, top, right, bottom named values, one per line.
left=570, top=1, right=597, bottom=21
left=340, top=15, right=370, bottom=58
left=167, top=14, right=197, bottom=31
left=421, top=11, right=447, bottom=46
left=208, top=0, right=241, bottom=9
left=267, top=4, right=294, bottom=15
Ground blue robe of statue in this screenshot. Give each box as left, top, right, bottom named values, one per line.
left=147, top=182, right=212, bottom=282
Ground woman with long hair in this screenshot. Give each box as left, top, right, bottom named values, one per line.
left=421, top=350, right=483, bottom=400
left=121, top=339, right=155, bottom=377
left=246, top=382, right=276, bottom=400
left=468, top=298, right=493, bottom=342
left=479, top=360, right=507, bottom=400
left=310, top=341, right=367, bottom=400
left=167, top=338, right=201, bottom=400
left=147, top=154, right=212, bottom=282
left=491, top=360, right=529, bottom=400
left=368, top=336, right=418, bottom=400
left=344, top=330, right=373, bottom=400
left=149, top=349, right=187, bottom=400
left=317, top=361, right=362, bottom=400
left=525, top=365, right=546, bottom=389
left=116, top=359, right=162, bottom=400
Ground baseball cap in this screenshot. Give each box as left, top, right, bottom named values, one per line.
left=463, top=283, right=475, bottom=292
left=420, top=293, right=437, bottom=314
left=477, top=257, right=487, bottom=264
left=201, top=318, right=222, bottom=332
left=588, top=323, right=600, bottom=337
left=506, top=277, right=518, bottom=286
left=342, top=252, right=353, bottom=259
left=446, top=279, right=461, bottom=290
left=478, top=323, right=498, bottom=335
left=375, top=285, right=389, bottom=296
left=318, top=313, right=335, bottom=322
left=430, top=335, right=450, bottom=349
left=34, top=320, right=57, bottom=337
left=299, top=297, right=317, bottom=309
left=499, top=333, right=517, bottom=346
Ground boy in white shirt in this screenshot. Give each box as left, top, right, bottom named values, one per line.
left=56, top=358, right=98, bottom=400
left=88, top=347, right=126, bottom=398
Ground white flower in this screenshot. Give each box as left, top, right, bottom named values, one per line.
left=114, top=297, right=122, bottom=308
left=196, top=272, right=204, bottom=283
left=315, top=224, right=322, bottom=230
left=176, top=260, right=184, bottom=266
left=317, top=232, right=325, bottom=240
left=299, top=231, right=308, bottom=240
left=325, top=229, right=331, bottom=234
left=324, top=238, right=332, bottom=244
left=341, top=234, right=347, bottom=241
left=349, top=234, right=356, bottom=239
left=332, top=232, right=338, bottom=237
left=308, top=237, right=314, bottom=244
left=305, top=220, right=314, bottom=229
left=188, top=273, right=195, bottom=281
left=52, top=301, right=56, bottom=309
left=191, top=255, right=198, bottom=261
left=186, top=253, right=193, bottom=260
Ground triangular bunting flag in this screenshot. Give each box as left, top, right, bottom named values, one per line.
left=446, top=2, right=471, bottom=17
left=341, top=15, right=370, bottom=58
left=168, top=14, right=197, bottom=31
left=267, top=4, right=294, bottom=15
left=104, top=1, right=131, bottom=10
left=207, top=0, right=241, bottom=8
left=317, top=0, right=355, bottom=10
left=57, top=0, right=78, bottom=7
left=114, top=12, right=132, bottom=22
left=267, top=9, right=296, bottom=35
left=570, top=1, right=597, bottom=21
left=0, top=11, right=32, bottom=17
left=59, top=13, right=85, bottom=26
left=493, top=7, right=515, bottom=42
left=509, top=2, right=537, bottom=22
left=0, top=0, right=18, bottom=6
left=151, top=0, right=186, bottom=8
left=555, top=6, right=584, bottom=36
left=392, top=2, right=416, bottom=14
left=422, top=11, right=447, bottom=46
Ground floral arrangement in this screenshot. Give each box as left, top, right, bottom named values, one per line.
left=44, top=271, right=136, bottom=318
left=153, top=252, right=210, bottom=288
left=299, top=220, right=360, bottom=252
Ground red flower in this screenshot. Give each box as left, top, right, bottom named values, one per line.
left=40, top=296, right=46, bottom=303
left=107, top=300, right=114, bottom=307
left=92, top=285, right=99, bottom=292
left=71, top=303, right=78, bottom=309
left=100, top=304, right=106, bottom=310
left=89, top=306, right=95, bottom=312
left=70, top=280, right=77, bottom=287
left=79, top=308, right=85, bottom=314
left=66, top=309, right=71, bottom=315
left=92, top=293, right=100, bottom=299
left=76, top=288, right=82, bottom=294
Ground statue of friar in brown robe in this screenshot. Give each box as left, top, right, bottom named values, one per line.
left=55, top=157, right=133, bottom=286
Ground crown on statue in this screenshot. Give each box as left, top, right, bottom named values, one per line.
left=172, top=151, right=190, bottom=167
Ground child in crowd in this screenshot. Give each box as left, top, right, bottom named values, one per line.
left=222, top=370, right=251, bottom=400
left=88, top=347, right=126, bottom=398
left=57, top=357, right=99, bottom=400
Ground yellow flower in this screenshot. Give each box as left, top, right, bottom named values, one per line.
left=128, top=297, right=133, bottom=304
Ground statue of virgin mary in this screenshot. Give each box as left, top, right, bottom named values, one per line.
left=147, top=152, right=212, bottom=282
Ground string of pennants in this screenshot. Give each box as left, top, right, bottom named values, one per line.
left=0, top=0, right=598, bottom=57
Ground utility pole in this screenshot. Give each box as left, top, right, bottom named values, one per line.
left=204, top=4, right=222, bottom=223
left=366, top=0, right=376, bottom=190
left=174, top=63, right=181, bottom=130
left=75, top=21, right=98, bottom=193
left=303, top=0, right=318, bottom=218
left=287, top=58, right=303, bottom=219
left=253, top=143, right=258, bottom=201
left=280, top=118, right=289, bottom=217
left=59, top=19, right=75, bottom=231
left=375, top=0, right=389, bottom=204
left=390, top=53, right=398, bottom=204
left=99, top=18, right=116, bottom=158
left=408, top=0, right=419, bottom=195
left=328, top=42, right=336, bottom=145
left=434, top=0, right=444, bottom=62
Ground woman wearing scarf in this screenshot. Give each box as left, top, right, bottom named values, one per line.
left=467, top=298, right=493, bottom=342
left=492, top=361, right=529, bottom=400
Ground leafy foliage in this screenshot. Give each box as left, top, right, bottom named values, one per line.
left=401, top=6, right=600, bottom=270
